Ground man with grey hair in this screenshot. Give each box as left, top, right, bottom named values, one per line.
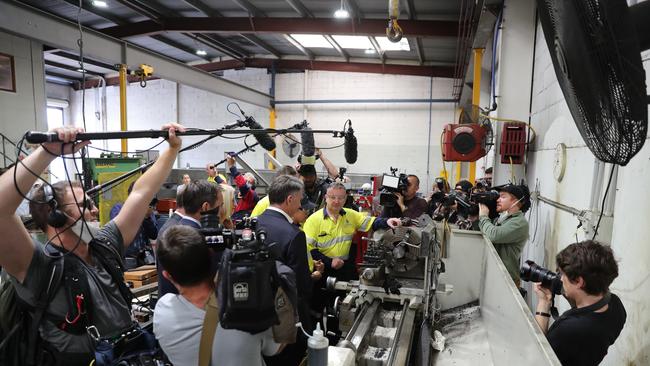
left=256, top=175, right=312, bottom=365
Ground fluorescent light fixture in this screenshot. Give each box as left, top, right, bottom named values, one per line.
left=375, top=36, right=411, bottom=51
left=332, top=35, right=373, bottom=50
left=364, top=48, right=376, bottom=54
left=196, top=49, right=207, bottom=56
left=290, top=34, right=333, bottom=48
left=92, top=0, right=108, bottom=8
left=334, top=8, right=349, bottom=18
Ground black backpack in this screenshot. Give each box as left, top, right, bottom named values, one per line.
left=0, top=238, right=132, bottom=366
left=217, top=247, right=280, bottom=333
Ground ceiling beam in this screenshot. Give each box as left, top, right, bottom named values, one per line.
left=118, top=0, right=250, bottom=60
left=368, top=36, right=385, bottom=63
left=284, top=0, right=313, bottom=18
left=101, top=18, right=459, bottom=39
left=149, top=34, right=211, bottom=60
left=404, top=0, right=416, bottom=20
left=191, top=33, right=247, bottom=61
left=0, top=1, right=272, bottom=106
left=283, top=34, right=314, bottom=59
left=51, top=51, right=117, bottom=71
left=240, top=34, right=281, bottom=58
left=45, top=71, right=82, bottom=84
left=345, top=0, right=364, bottom=19
left=59, top=0, right=211, bottom=61
left=198, top=58, right=454, bottom=78
left=60, top=0, right=127, bottom=25
left=231, top=0, right=266, bottom=17
left=114, top=0, right=165, bottom=22
left=324, top=35, right=349, bottom=62
left=181, top=0, right=224, bottom=17
left=414, top=38, right=425, bottom=65
left=45, top=60, right=104, bottom=76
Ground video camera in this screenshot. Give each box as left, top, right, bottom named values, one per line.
left=379, top=167, right=409, bottom=207
left=199, top=212, right=268, bottom=251
left=199, top=211, right=237, bottom=250
left=520, top=260, right=563, bottom=295
left=217, top=216, right=282, bottom=333
left=438, top=188, right=499, bottom=219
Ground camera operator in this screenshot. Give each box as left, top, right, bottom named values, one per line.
left=304, top=183, right=402, bottom=281
left=256, top=175, right=312, bottom=365
left=153, top=225, right=285, bottom=366
left=380, top=174, right=428, bottom=219
left=478, top=184, right=530, bottom=284
left=156, top=180, right=223, bottom=296
left=426, top=177, right=450, bottom=217
left=533, top=241, right=626, bottom=365
left=0, top=124, right=183, bottom=365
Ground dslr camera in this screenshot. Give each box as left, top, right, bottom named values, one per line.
left=379, top=168, right=409, bottom=207
left=520, top=260, right=563, bottom=295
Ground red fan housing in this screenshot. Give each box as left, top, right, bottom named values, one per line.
left=442, top=123, right=488, bottom=162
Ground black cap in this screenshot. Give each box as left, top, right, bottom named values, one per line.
left=496, top=184, right=530, bottom=212
left=298, top=164, right=317, bottom=176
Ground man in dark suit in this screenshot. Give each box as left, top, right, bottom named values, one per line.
left=257, top=175, right=311, bottom=366
left=156, top=180, right=222, bottom=296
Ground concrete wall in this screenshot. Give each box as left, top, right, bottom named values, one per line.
left=514, top=0, right=650, bottom=363
left=0, top=30, right=46, bottom=161
left=69, top=68, right=456, bottom=191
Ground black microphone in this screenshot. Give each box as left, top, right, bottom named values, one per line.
left=301, top=125, right=315, bottom=157
left=244, top=116, right=276, bottom=151
left=344, top=121, right=358, bottom=164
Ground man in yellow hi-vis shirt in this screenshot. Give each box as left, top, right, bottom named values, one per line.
left=303, top=182, right=401, bottom=281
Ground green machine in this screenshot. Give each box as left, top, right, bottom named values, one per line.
left=87, top=154, right=144, bottom=225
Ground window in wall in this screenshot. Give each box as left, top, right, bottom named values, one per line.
left=46, top=106, right=80, bottom=182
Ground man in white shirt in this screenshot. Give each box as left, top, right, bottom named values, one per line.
left=154, top=225, right=282, bottom=366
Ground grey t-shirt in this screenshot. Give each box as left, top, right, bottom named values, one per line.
left=154, top=293, right=281, bottom=366
left=11, top=221, right=133, bottom=353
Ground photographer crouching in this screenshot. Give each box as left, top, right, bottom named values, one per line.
left=478, top=184, right=530, bottom=285
left=154, top=225, right=296, bottom=366
left=526, top=241, right=626, bottom=365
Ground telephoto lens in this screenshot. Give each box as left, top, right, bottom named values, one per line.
left=520, top=260, right=563, bottom=295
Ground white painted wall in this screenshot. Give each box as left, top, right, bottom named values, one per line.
left=274, top=71, right=455, bottom=191
left=0, top=30, right=46, bottom=159
left=519, top=2, right=650, bottom=364
left=69, top=76, right=270, bottom=172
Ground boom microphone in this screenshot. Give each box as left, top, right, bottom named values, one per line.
left=344, top=121, right=358, bottom=164
left=244, top=116, right=276, bottom=151
left=301, top=124, right=316, bottom=158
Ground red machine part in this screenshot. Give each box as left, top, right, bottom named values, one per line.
left=442, top=123, right=488, bottom=162
left=500, top=123, right=527, bottom=164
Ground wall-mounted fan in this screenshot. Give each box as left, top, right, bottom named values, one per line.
left=537, top=0, right=650, bottom=165
left=281, top=134, right=301, bottom=158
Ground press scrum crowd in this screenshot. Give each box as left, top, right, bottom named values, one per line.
left=0, top=124, right=626, bottom=366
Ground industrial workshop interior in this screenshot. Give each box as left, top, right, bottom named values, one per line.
left=1, top=0, right=649, bottom=365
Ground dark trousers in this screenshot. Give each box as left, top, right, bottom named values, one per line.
left=264, top=331, right=308, bottom=366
